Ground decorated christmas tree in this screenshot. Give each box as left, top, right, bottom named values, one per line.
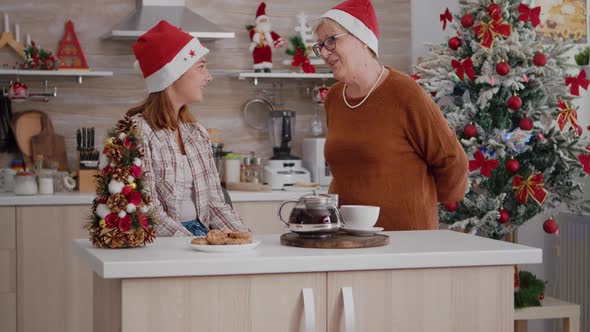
left=87, top=116, right=157, bottom=248
left=414, top=0, right=590, bottom=240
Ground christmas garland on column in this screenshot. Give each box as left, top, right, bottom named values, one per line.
left=86, top=115, right=158, bottom=248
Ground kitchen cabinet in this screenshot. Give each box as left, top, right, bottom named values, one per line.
left=0, top=206, right=16, bottom=332
left=16, top=205, right=92, bottom=332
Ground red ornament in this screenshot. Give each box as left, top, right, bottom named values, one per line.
left=498, top=209, right=510, bottom=224
left=543, top=218, right=558, bottom=234
left=487, top=3, right=502, bottom=16
left=461, top=14, right=475, bottom=28
left=565, top=70, right=590, bottom=96
left=519, top=116, right=533, bottom=130
left=463, top=123, right=478, bottom=139
left=533, top=52, right=547, bottom=67
left=57, top=20, right=89, bottom=69
left=507, top=95, right=522, bottom=111
left=469, top=150, right=499, bottom=177
left=443, top=202, right=459, bottom=212
left=495, top=61, right=510, bottom=76
left=539, top=293, right=545, bottom=300
left=505, top=159, right=520, bottom=174
left=448, top=37, right=462, bottom=51
left=440, top=8, right=453, bottom=30
left=7, top=81, right=28, bottom=101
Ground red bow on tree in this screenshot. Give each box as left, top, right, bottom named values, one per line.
left=565, top=70, right=590, bottom=96
left=468, top=150, right=499, bottom=177
left=512, top=173, right=548, bottom=206
left=556, top=98, right=579, bottom=132
left=452, top=57, right=476, bottom=81
left=292, top=49, right=305, bottom=67
left=517, top=4, right=541, bottom=27
left=578, top=146, right=590, bottom=174
left=440, top=8, right=453, bottom=30
left=410, top=73, right=420, bottom=81
left=473, top=10, right=512, bottom=48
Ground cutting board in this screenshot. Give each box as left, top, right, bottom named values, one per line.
left=30, top=113, right=68, bottom=171
left=11, top=110, right=44, bottom=169
left=280, top=232, right=389, bottom=249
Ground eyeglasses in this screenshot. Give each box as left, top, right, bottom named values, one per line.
left=312, top=33, right=349, bottom=57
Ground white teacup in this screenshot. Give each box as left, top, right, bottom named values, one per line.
left=340, top=205, right=380, bottom=229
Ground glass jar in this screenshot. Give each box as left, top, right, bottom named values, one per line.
left=38, top=169, right=54, bottom=195
left=14, top=171, right=38, bottom=195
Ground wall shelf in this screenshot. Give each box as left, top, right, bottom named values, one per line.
left=0, top=69, right=113, bottom=84
left=238, top=71, right=334, bottom=86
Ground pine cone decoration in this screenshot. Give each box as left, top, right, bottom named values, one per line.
left=110, top=231, right=126, bottom=248
left=110, top=166, right=130, bottom=181
left=116, top=115, right=136, bottom=136
left=107, top=193, right=128, bottom=214
left=107, top=146, right=124, bottom=165
left=126, top=229, right=146, bottom=247
left=145, top=227, right=156, bottom=243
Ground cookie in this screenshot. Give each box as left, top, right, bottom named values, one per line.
left=206, top=229, right=228, bottom=245
left=226, top=237, right=252, bottom=245
left=191, top=237, right=209, bottom=245
left=228, top=231, right=252, bottom=240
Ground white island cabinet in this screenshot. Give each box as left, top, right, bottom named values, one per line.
left=73, top=230, right=541, bottom=332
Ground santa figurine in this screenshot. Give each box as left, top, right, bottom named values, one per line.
left=248, top=2, right=285, bottom=72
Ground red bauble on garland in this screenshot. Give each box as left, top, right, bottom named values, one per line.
left=533, top=52, right=547, bottom=67
left=487, top=3, right=502, bottom=16
left=461, top=14, right=475, bottom=28
left=505, top=158, right=520, bottom=174
left=507, top=95, right=522, bottom=111
left=519, top=116, right=534, bottom=130
left=448, top=37, right=462, bottom=50
left=498, top=209, right=510, bottom=224
left=443, top=202, right=459, bottom=212
left=495, top=61, right=510, bottom=76
left=543, top=218, right=558, bottom=234
left=463, top=123, right=478, bottom=139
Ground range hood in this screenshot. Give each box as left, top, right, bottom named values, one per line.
left=106, top=0, right=234, bottom=40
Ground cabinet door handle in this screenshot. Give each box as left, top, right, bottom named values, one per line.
left=302, top=288, right=316, bottom=332
left=342, top=287, right=355, bottom=332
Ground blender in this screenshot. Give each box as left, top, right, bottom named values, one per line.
left=264, top=110, right=311, bottom=189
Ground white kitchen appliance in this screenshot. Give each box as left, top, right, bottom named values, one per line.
left=302, top=137, right=332, bottom=186
left=264, top=159, right=311, bottom=190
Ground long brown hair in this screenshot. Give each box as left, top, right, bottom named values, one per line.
left=126, top=91, right=195, bottom=131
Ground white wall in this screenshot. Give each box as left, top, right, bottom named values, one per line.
left=411, top=0, right=459, bottom=64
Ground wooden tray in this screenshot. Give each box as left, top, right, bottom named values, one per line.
left=280, top=232, right=389, bottom=249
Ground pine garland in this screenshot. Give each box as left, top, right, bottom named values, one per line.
left=515, top=270, right=545, bottom=308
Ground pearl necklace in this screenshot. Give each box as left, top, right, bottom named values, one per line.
left=342, top=66, right=386, bottom=109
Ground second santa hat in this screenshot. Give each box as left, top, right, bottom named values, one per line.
left=133, top=20, right=209, bottom=93
left=320, top=0, right=379, bottom=56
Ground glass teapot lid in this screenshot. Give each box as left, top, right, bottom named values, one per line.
left=298, top=192, right=336, bottom=209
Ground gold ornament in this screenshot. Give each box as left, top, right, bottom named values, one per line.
left=105, top=137, right=115, bottom=147
left=129, top=182, right=137, bottom=190
left=99, top=219, right=106, bottom=228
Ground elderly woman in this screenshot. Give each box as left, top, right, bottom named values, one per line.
left=313, top=0, right=469, bottom=231
left=127, top=20, right=249, bottom=236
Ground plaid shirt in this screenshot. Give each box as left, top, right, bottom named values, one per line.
left=133, top=114, right=248, bottom=237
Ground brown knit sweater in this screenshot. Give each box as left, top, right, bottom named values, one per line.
left=324, top=68, right=469, bottom=231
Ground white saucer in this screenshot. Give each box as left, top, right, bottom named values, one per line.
left=341, top=226, right=384, bottom=236
left=190, top=240, right=261, bottom=253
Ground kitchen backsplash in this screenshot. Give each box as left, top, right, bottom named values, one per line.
left=0, top=0, right=410, bottom=171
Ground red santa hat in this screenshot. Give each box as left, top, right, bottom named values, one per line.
left=133, top=20, right=209, bottom=93
left=320, top=0, right=379, bottom=56
left=255, top=2, right=268, bottom=25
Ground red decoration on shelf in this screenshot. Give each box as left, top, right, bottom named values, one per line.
left=519, top=116, right=533, bottom=130
left=461, top=14, right=475, bottom=28
left=498, top=209, right=510, bottom=224
left=463, top=123, right=478, bottom=139
left=507, top=95, right=522, bottom=111
left=57, top=20, right=89, bottom=70
left=452, top=57, right=476, bottom=81
left=543, top=218, right=558, bottom=235
left=565, top=70, right=590, bottom=96
left=518, top=4, right=541, bottom=27
left=495, top=61, right=510, bottom=76
left=448, top=36, right=462, bottom=50
left=533, top=52, right=547, bottom=67
left=512, top=173, right=548, bottom=206
left=469, top=150, right=499, bottom=177
left=505, top=158, right=520, bottom=174
left=443, top=201, right=459, bottom=212
left=474, top=10, right=512, bottom=48
left=440, top=8, right=453, bottom=30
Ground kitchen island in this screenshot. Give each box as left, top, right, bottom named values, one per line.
left=73, top=230, right=541, bottom=332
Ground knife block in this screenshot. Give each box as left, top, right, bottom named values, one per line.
left=76, top=151, right=98, bottom=193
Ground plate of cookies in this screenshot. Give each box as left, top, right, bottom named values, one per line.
left=190, top=229, right=261, bottom=252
